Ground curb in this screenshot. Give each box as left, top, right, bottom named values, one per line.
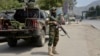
left=90, top=25, right=100, bottom=30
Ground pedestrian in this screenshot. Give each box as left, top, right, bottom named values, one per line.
left=58, top=13, right=65, bottom=25
left=48, top=7, right=59, bottom=56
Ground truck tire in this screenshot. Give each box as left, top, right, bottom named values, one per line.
left=7, top=38, right=17, bottom=47
left=37, top=30, right=45, bottom=47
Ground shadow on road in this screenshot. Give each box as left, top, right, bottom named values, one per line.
left=0, top=36, right=49, bottom=55
left=0, top=40, right=40, bottom=54
left=31, top=52, right=48, bottom=55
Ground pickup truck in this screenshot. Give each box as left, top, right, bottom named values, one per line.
left=0, top=8, right=48, bottom=47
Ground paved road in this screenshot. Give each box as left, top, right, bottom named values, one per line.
left=81, top=19, right=100, bottom=29
left=0, top=24, right=100, bottom=56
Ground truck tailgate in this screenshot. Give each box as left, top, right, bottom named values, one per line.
left=0, top=29, right=30, bottom=36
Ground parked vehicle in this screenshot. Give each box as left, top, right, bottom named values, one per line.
left=0, top=8, right=48, bottom=47
left=69, top=16, right=76, bottom=21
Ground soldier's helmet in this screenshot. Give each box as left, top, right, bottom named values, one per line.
left=50, top=7, right=56, bottom=14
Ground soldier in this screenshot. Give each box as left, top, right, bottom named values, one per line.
left=48, top=7, right=59, bottom=56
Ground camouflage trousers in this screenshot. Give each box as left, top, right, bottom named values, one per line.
left=48, top=25, right=59, bottom=47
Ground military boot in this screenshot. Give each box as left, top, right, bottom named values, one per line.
left=52, top=47, right=58, bottom=54
left=48, top=46, right=54, bottom=56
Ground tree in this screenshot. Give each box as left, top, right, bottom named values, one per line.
left=85, top=5, right=100, bottom=18
left=36, top=0, right=65, bottom=10
left=86, top=6, right=95, bottom=17
left=95, top=5, right=100, bottom=16
left=0, top=0, right=23, bottom=11
left=36, top=0, right=50, bottom=10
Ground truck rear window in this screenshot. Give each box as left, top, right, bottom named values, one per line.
left=14, top=9, right=39, bottom=23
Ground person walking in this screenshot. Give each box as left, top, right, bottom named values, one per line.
left=48, top=7, right=59, bottom=56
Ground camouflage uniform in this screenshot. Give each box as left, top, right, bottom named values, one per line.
left=48, top=7, right=59, bottom=56
left=48, top=14, right=59, bottom=47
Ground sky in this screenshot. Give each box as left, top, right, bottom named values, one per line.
left=76, top=0, right=97, bottom=7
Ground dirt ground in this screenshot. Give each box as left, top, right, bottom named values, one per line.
left=64, top=24, right=100, bottom=56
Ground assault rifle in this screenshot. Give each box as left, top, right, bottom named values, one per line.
left=59, top=26, right=70, bottom=38
left=49, top=16, right=70, bottom=38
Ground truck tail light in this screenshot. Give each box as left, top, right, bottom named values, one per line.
left=0, top=25, right=2, bottom=30
left=0, top=20, right=3, bottom=30
left=32, top=19, right=39, bottom=29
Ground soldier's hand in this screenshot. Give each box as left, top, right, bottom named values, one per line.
left=53, top=21, right=58, bottom=25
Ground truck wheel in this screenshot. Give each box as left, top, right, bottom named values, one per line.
left=37, top=30, right=45, bottom=47
left=7, top=38, right=17, bottom=47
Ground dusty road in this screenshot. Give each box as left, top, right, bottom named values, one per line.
left=81, top=20, right=100, bottom=29
left=0, top=23, right=100, bottom=56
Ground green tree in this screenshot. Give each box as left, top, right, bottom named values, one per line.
left=0, top=0, right=23, bottom=11
left=86, top=6, right=95, bottom=17
left=36, top=0, right=65, bottom=10
left=85, top=6, right=100, bottom=19
left=95, top=5, right=100, bottom=16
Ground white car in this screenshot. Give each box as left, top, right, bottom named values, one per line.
left=69, top=17, right=75, bottom=21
